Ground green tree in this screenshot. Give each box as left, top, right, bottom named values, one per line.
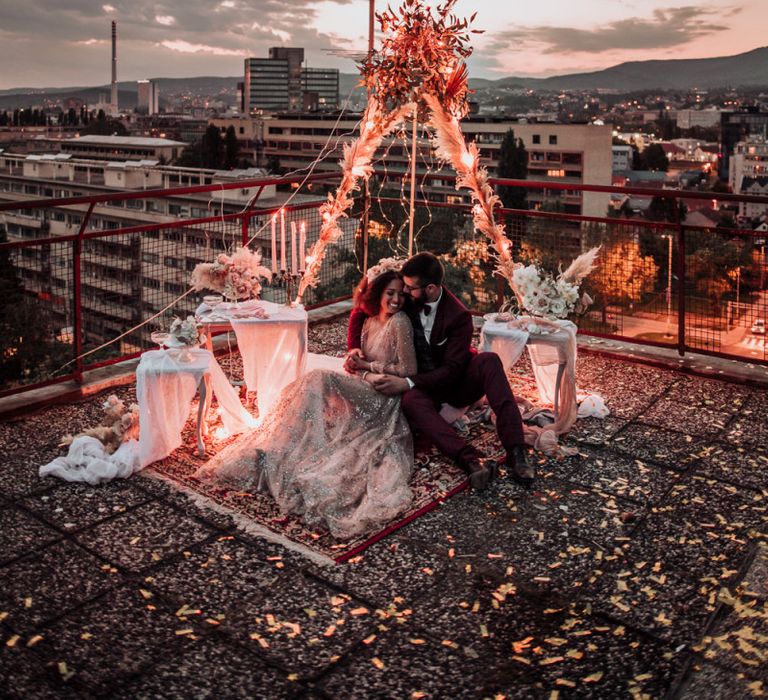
left=200, top=124, right=224, bottom=169
left=495, top=129, right=528, bottom=210
left=593, top=238, right=659, bottom=305
left=176, top=142, right=203, bottom=168
left=224, top=126, right=239, bottom=169
left=643, top=143, right=669, bottom=172
left=631, top=144, right=645, bottom=170
left=647, top=196, right=687, bottom=223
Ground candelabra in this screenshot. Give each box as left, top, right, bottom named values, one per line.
left=270, top=269, right=304, bottom=307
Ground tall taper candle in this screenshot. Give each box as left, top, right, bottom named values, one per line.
left=270, top=214, right=277, bottom=273
left=299, top=222, right=306, bottom=270
left=290, top=221, right=298, bottom=273
left=279, top=209, right=286, bottom=271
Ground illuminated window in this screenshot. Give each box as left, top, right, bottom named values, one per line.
left=546, top=169, right=565, bottom=178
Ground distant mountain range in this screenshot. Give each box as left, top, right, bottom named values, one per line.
left=481, top=46, right=768, bottom=92
left=1, top=47, right=767, bottom=110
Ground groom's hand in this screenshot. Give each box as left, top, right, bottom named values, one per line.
left=343, top=349, right=365, bottom=374
left=373, top=376, right=409, bottom=395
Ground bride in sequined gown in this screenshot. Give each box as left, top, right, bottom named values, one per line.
left=197, top=271, right=417, bottom=539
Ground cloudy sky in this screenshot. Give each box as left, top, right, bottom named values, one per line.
left=0, top=0, right=765, bottom=90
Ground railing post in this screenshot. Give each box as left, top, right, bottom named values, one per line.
left=675, top=215, right=686, bottom=357
left=241, top=212, right=250, bottom=247
left=73, top=202, right=94, bottom=383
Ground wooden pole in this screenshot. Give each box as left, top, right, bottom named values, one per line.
left=362, top=0, right=375, bottom=273
left=408, top=106, right=418, bottom=256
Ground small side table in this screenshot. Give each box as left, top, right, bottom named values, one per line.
left=480, top=320, right=576, bottom=419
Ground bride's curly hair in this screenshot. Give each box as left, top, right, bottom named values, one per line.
left=354, top=270, right=401, bottom=317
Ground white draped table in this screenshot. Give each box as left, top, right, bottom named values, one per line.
left=481, top=318, right=577, bottom=416
left=136, top=348, right=255, bottom=464
left=481, top=318, right=583, bottom=455
left=196, top=299, right=308, bottom=418
left=40, top=349, right=255, bottom=485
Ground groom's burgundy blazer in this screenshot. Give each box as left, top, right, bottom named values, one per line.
left=346, top=286, right=474, bottom=395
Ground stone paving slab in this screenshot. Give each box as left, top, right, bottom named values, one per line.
left=308, top=536, right=452, bottom=609
left=696, top=442, right=768, bottom=492
left=220, top=570, right=379, bottom=680
left=32, top=585, right=199, bottom=694
left=74, top=501, right=217, bottom=573
left=0, top=644, right=86, bottom=700
left=638, top=397, right=733, bottom=438
left=20, top=480, right=154, bottom=533
left=146, top=536, right=286, bottom=619
left=0, top=506, right=62, bottom=565
left=0, top=539, right=120, bottom=634
left=608, top=423, right=704, bottom=468
left=111, top=635, right=302, bottom=700
left=539, top=445, right=680, bottom=505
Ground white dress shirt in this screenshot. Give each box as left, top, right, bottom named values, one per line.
left=419, top=288, right=442, bottom=344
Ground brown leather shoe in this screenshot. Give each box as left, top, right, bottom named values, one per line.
left=507, top=445, right=535, bottom=486
left=462, top=455, right=498, bottom=491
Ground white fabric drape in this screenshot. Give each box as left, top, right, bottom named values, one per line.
left=197, top=299, right=307, bottom=418
left=481, top=318, right=607, bottom=455
left=40, top=349, right=255, bottom=484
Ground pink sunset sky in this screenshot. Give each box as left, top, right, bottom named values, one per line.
left=0, top=0, right=765, bottom=89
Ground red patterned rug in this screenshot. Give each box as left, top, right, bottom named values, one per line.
left=148, top=403, right=513, bottom=564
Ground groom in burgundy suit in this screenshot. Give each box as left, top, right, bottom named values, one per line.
left=345, top=252, right=534, bottom=491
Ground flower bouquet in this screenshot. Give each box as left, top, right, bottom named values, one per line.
left=492, top=247, right=600, bottom=329
left=190, top=247, right=272, bottom=302
left=168, top=315, right=205, bottom=362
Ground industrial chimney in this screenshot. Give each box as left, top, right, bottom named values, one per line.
left=110, top=21, right=118, bottom=114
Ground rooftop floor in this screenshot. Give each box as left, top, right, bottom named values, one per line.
left=1, top=317, right=767, bottom=699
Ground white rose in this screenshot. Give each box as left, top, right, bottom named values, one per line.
left=550, top=299, right=567, bottom=317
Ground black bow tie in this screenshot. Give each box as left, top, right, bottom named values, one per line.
left=422, top=305, right=431, bottom=317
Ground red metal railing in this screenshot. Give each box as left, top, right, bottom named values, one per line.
left=1, top=170, right=767, bottom=400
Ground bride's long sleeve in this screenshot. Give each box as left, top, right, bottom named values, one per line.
left=370, top=313, right=417, bottom=378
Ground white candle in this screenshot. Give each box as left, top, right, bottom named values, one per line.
left=270, top=214, right=277, bottom=274
left=279, top=209, right=286, bottom=271
left=299, top=222, right=306, bottom=271
left=290, top=221, right=297, bottom=273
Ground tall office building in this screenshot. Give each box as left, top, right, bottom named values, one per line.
left=243, top=48, right=339, bottom=114
left=269, top=47, right=305, bottom=111
left=137, top=80, right=159, bottom=115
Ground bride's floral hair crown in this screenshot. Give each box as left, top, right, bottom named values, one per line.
left=365, top=256, right=406, bottom=283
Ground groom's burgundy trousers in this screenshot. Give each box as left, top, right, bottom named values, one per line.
left=401, top=352, right=525, bottom=461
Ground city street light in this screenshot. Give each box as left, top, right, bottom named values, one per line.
left=664, top=234, right=673, bottom=338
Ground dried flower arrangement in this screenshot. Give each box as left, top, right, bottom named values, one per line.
left=190, top=247, right=272, bottom=301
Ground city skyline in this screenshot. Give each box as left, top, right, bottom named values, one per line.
left=0, top=0, right=766, bottom=90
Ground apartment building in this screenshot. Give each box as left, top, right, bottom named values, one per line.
left=720, top=108, right=768, bottom=179
left=729, top=137, right=768, bottom=219
left=262, top=113, right=613, bottom=217
left=0, top=151, right=331, bottom=352
left=42, top=135, right=187, bottom=162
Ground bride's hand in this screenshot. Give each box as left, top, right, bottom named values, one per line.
left=343, top=349, right=366, bottom=373
left=348, top=353, right=370, bottom=371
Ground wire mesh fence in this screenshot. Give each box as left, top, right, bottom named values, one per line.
left=1, top=175, right=767, bottom=398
